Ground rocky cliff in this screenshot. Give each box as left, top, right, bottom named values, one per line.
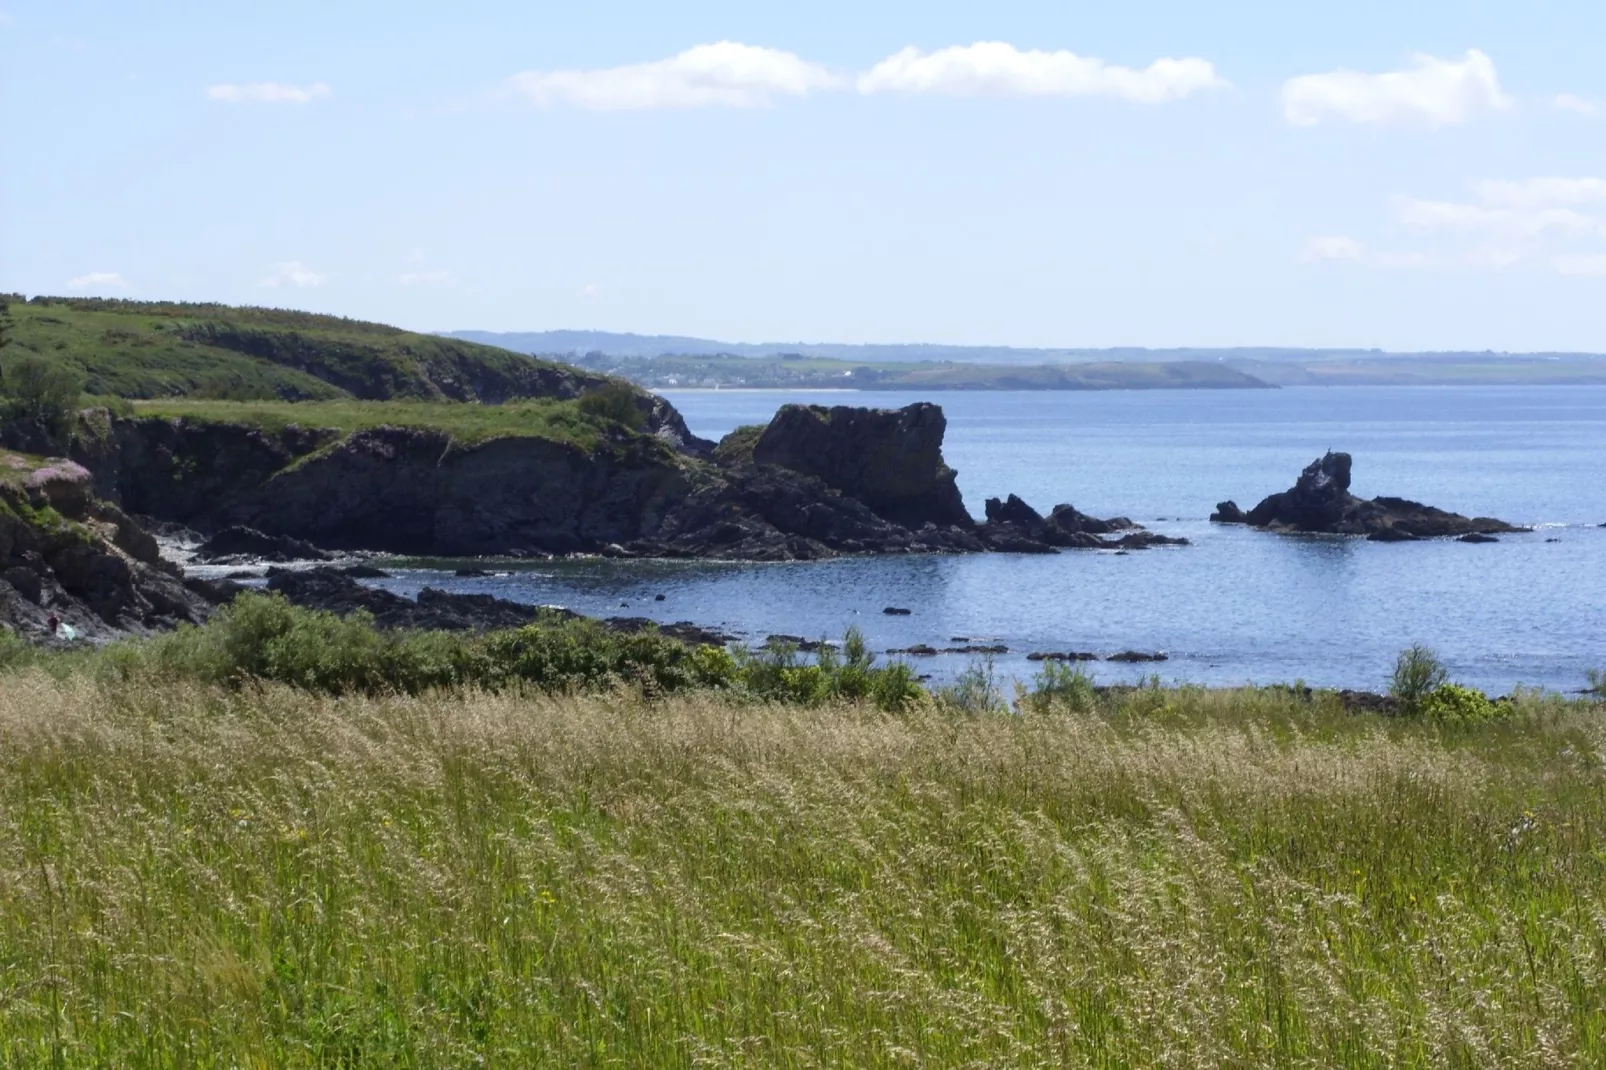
left=0, top=452, right=210, bottom=643
left=63, top=398, right=1164, bottom=562
left=1212, top=452, right=1524, bottom=540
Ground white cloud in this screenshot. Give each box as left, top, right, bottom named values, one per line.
left=261, top=261, right=327, bottom=288
left=1553, top=253, right=1606, bottom=276
left=1554, top=93, right=1600, bottom=116
left=857, top=42, right=1224, bottom=102
left=1298, top=236, right=1366, bottom=263
left=66, top=271, right=130, bottom=291
left=1281, top=50, right=1510, bottom=126
left=578, top=283, right=600, bottom=298
left=207, top=82, right=332, bottom=104
left=1296, top=237, right=1432, bottom=268
left=1325, top=177, right=1606, bottom=272
left=509, top=42, right=839, bottom=110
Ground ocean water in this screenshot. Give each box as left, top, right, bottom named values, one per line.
left=371, top=386, right=1606, bottom=694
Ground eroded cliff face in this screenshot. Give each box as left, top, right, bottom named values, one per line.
left=0, top=454, right=210, bottom=642
left=751, top=403, right=972, bottom=528
left=66, top=399, right=1151, bottom=561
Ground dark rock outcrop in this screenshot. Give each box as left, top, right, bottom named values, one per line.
left=1214, top=452, right=1524, bottom=540
left=977, top=494, right=1187, bottom=551
left=0, top=456, right=211, bottom=643
left=195, top=526, right=333, bottom=563
left=752, top=403, right=971, bottom=528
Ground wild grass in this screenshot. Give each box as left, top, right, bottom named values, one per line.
left=129, top=398, right=638, bottom=450
left=0, top=666, right=1601, bottom=1066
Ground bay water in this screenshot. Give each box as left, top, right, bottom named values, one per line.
left=372, top=386, right=1606, bottom=694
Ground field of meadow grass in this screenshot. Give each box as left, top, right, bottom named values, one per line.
left=1, top=608, right=1603, bottom=1066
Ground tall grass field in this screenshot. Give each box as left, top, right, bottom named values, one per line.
left=1, top=664, right=1603, bottom=1065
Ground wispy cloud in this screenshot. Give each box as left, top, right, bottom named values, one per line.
left=1314, top=178, right=1606, bottom=273
left=67, top=271, right=130, bottom=291
left=207, top=82, right=332, bottom=104
left=261, top=261, right=327, bottom=288
left=1554, top=93, right=1600, bottom=116
left=858, top=42, right=1224, bottom=103
left=1282, top=50, right=1510, bottom=126
left=509, top=42, right=839, bottom=110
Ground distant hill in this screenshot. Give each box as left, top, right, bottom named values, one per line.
left=566, top=352, right=1272, bottom=391
left=444, top=329, right=1606, bottom=365
left=449, top=329, right=1606, bottom=385
left=6, top=297, right=608, bottom=403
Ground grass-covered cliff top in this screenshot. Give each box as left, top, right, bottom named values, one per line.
left=6, top=296, right=606, bottom=403
left=128, top=397, right=639, bottom=451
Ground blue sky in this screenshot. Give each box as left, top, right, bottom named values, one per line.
left=3, top=1, right=1605, bottom=350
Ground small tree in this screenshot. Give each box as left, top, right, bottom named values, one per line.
left=1389, top=643, right=1448, bottom=713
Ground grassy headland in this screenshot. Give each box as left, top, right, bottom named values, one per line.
left=0, top=598, right=1603, bottom=1065
left=5, top=297, right=607, bottom=403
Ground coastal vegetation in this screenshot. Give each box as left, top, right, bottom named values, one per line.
left=1, top=296, right=623, bottom=404
left=0, top=609, right=1601, bottom=1065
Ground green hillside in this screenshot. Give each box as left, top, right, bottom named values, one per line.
left=4, top=297, right=600, bottom=403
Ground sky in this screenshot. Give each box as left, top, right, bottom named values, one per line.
left=3, top=0, right=1606, bottom=351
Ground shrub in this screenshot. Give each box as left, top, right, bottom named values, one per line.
left=1, top=353, right=84, bottom=444
left=576, top=381, right=647, bottom=431
left=1587, top=668, right=1606, bottom=700
left=1389, top=644, right=1449, bottom=713
left=734, top=627, right=919, bottom=710
left=1417, top=683, right=1509, bottom=725
left=941, top=655, right=1008, bottom=715
left=1019, top=659, right=1098, bottom=714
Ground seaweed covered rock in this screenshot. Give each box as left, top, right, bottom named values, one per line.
left=752, top=403, right=972, bottom=528
left=1215, top=452, right=1524, bottom=540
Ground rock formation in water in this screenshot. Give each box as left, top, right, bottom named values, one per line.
left=977, top=494, right=1188, bottom=552
left=64, top=398, right=1184, bottom=562
left=1211, top=451, right=1524, bottom=540
left=750, top=403, right=972, bottom=528
left=0, top=453, right=211, bottom=643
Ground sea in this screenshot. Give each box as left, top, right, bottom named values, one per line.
left=364, top=385, right=1606, bottom=695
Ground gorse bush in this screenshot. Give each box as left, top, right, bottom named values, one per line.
left=1417, top=682, right=1509, bottom=724
left=1389, top=643, right=1449, bottom=712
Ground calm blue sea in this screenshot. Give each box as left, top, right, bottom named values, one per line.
left=372, top=386, right=1606, bottom=694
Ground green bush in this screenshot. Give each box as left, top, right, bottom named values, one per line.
left=940, top=655, right=1008, bottom=715
left=1, top=353, right=84, bottom=444
left=1019, top=659, right=1098, bottom=714
left=1587, top=668, right=1606, bottom=700
left=1417, top=683, right=1509, bottom=725
left=1389, top=643, right=1449, bottom=713
left=712, top=424, right=765, bottom=466
left=576, top=381, right=647, bottom=431
left=735, top=628, right=919, bottom=710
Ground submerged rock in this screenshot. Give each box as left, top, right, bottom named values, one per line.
left=1214, top=452, right=1524, bottom=540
